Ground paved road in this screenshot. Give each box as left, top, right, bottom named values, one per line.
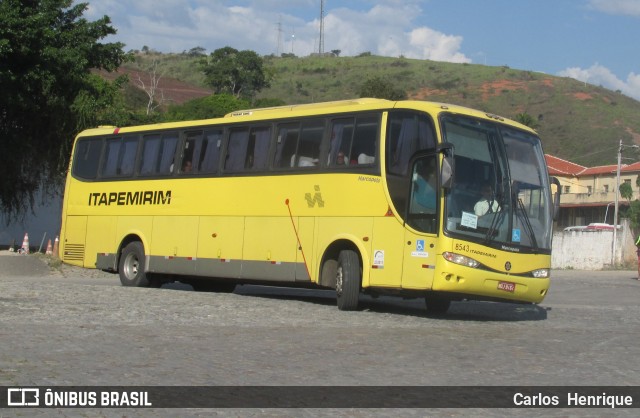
left=0, top=253, right=639, bottom=417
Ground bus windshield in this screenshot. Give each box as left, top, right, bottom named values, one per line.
left=442, top=114, right=553, bottom=252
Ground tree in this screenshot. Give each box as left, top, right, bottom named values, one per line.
left=515, top=112, right=539, bottom=129
left=201, top=47, right=272, bottom=99
left=163, top=94, right=251, bottom=121
left=620, top=182, right=633, bottom=203
left=359, top=76, right=407, bottom=100
left=0, top=0, right=127, bottom=217
left=186, top=46, right=206, bottom=57
left=136, top=60, right=167, bottom=115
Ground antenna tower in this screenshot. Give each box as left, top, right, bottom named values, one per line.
left=318, top=0, right=325, bottom=54
left=276, top=17, right=283, bottom=55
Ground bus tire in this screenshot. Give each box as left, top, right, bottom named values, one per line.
left=118, top=242, right=150, bottom=287
left=336, top=249, right=360, bottom=311
left=425, top=296, right=451, bottom=314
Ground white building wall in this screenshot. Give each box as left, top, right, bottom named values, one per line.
left=551, top=220, right=636, bottom=269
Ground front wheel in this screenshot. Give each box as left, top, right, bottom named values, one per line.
left=118, top=241, right=150, bottom=287
left=336, top=249, right=361, bottom=311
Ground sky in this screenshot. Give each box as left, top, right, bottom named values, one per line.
left=83, top=0, right=640, bottom=100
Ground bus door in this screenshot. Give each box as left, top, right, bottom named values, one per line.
left=402, top=154, right=439, bottom=290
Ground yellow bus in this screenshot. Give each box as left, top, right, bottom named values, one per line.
left=60, top=98, right=560, bottom=313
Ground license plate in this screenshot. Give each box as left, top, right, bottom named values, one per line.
left=497, top=281, right=516, bottom=292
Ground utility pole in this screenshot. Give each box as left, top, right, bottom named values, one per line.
left=612, top=139, right=640, bottom=266
left=613, top=140, right=622, bottom=266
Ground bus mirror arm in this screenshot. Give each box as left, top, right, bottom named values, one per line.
left=550, top=176, right=561, bottom=220
left=437, top=144, right=455, bottom=189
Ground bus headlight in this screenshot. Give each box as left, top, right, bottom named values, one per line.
left=442, top=252, right=480, bottom=268
left=531, top=269, right=549, bottom=278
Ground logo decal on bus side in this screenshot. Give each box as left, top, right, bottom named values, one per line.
left=305, top=185, right=324, bottom=208
left=88, top=190, right=172, bottom=206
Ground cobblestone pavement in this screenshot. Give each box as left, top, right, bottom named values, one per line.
left=0, top=252, right=639, bottom=417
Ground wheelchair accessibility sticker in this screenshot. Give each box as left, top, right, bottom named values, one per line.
left=512, top=229, right=521, bottom=242
left=411, top=239, right=429, bottom=258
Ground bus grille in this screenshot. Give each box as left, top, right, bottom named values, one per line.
left=64, top=244, right=85, bottom=261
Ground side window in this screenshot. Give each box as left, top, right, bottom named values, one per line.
left=140, top=134, right=161, bottom=176
left=329, top=118, right=354, bottom=167
left=102, top=135, right=139, bottom=178
left=159, top=133, right=178, bottom=174
left=296, top=120, right=323, bottom=168
left=72, top=137, right=102, bottom=180
left=274, top=123, right=300, bottom=168
left=351, top=116, right=379, bottom=166
left=177, top=129, right=225, bottom=175
left=246, top=126, right=271, bottom=171
left=387, top=112, right=436, bottom=175
left=225, top=128, right=250, bottom=172
left=139, top=132, right=178, bottom=176
left=180, top=131, right=201, bottom=174
left=224, top=126, right=271, bottom=173
left=199, top=129, right=223, bottom=173
left=329, top=115, right=378, bottom=167
left=274, top=120, right=323, bottom=169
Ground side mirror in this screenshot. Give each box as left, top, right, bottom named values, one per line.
left=550, top=176, right=561, bottom=220
left=437, top=143, right=455, bottom=189
left=441, top=155, right=454, bottom=189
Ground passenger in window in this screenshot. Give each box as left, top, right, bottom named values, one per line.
left=336, top=151, right=346, bottom=166
left=182, top=160, right=193, bottom=173
left=474, top=184, right=500, bottom=216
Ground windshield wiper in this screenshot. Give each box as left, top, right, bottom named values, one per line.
left=517, top=197, right=538, bottom=251
left=483, top=208, right=504, bottom=244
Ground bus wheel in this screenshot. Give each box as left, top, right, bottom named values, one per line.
left=336, top=249, right=360, bottom=311
left=118, top=242, right=149, bottom=287
left=425, top=296, right=451, bottom=314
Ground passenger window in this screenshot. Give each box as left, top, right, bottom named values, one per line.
left=225, top=128, right=249, bottom=172
left=274, top=121, right=323, bottom=169
left=297, top=120, right=323, bottom=168
left=274, top=123, right=300, bottom=168
left=225, top=126, right=271, bottom=172
left=351, top=116, right=379, bottom=166
left=72, top=137, right=102, bottom=180
left=199, top=129, right=223, bottom=173
left=139, top=132, right=178, bottom=176
left=140, top=134, right=161, bottom=176
left=387, top=112, right=436, bottom=175
left=247, top=127, right=271, bottom=170
left=180, top=131, right=201, bottom=174
left=102, top=136, right=139, bottom=177
left=329, top=118, right=353, bottom=167
left=329, top=116, right=378, bottom=167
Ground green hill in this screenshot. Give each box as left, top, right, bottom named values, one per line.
left=123, top=53, right=640, bottom=167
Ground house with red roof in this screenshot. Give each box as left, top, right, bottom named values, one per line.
left=545, top=154, right=640, bottom=228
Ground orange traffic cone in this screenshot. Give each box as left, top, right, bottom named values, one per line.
left=52, top=235, right=59, bottom=258
left=45, top=239, right=53, bottom=255
left=21, top=232, right=30, bottom=254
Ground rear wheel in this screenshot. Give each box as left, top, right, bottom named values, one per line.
left=425, top=296, right=451, bottom=314
left=118, top=242, right=150, bottom=287
left=336, top=249, right=361, bottom=311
